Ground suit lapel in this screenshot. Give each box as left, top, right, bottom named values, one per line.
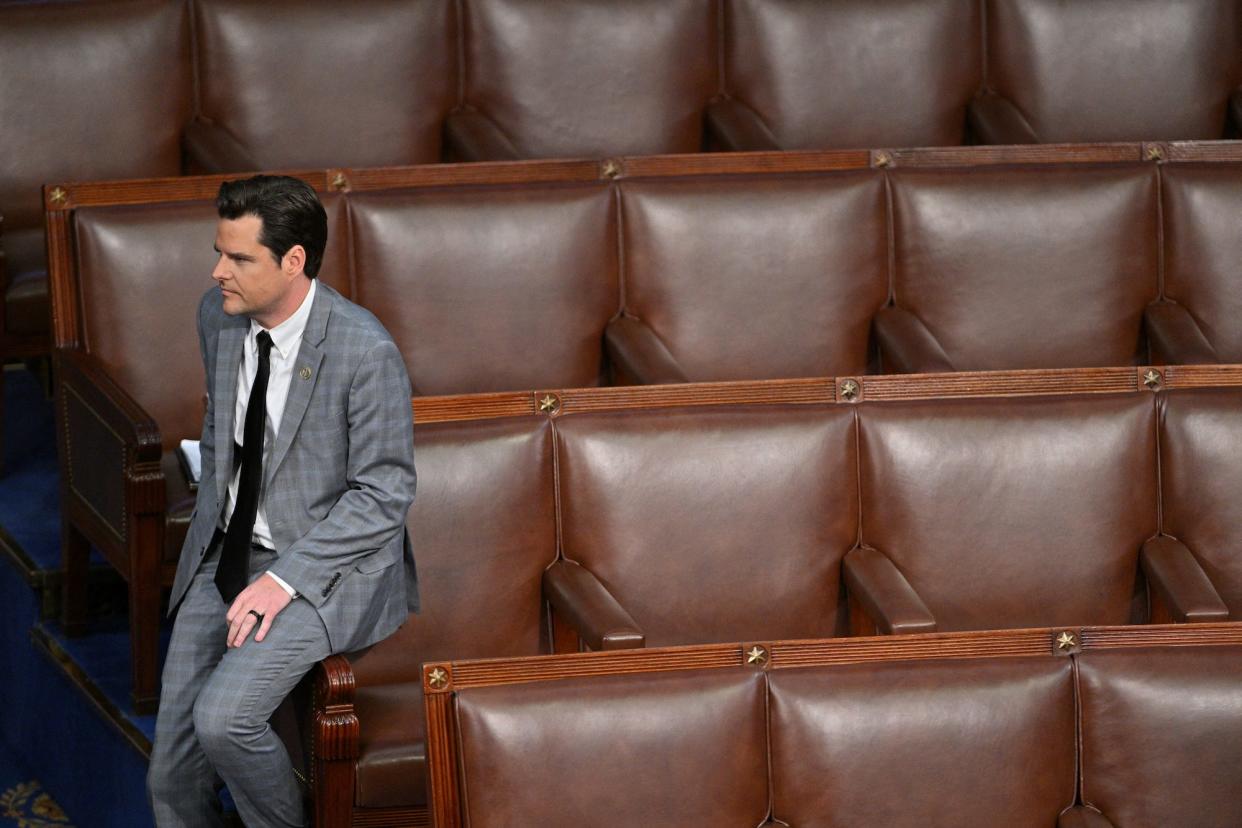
left=265, top=284, right=333, bottom=488
left=213, top=322, right=247, bottom=505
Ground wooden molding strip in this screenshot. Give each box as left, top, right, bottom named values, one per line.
left=407, top=364, right=1242, bottom=426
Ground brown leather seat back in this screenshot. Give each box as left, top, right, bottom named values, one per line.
left=1161, top=165, right=1242, bottom=361
left=349, top=417, right=555, bottom=687
left=769, top=657, right=1075, bottom=826
left=454, top=669, right=768, bottom=826
left=891, top=166, right=1158, bottom=370
left=1159, top=388, right=1242, bottom=618
left=194, top=0, right=454, bottom=169
left=0, top=0, right=191, bottom=282
left=724, top=0, right=980, bottom=149
left=348, top=185, right=618, bottom=394
left=985, top=0, right=1240, bottom=142
left=460, top=0, right=716, bottom=158
left=621, top=174, right=887, bottom=379
left=71, top=195, right=350, bottom=449
left=857, top=394, right=1157, bottom=630
left=1078, top=646, right=1242, bottom=827
left=557, top=406, right=857, bottom=646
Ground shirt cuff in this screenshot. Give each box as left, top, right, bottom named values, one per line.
left=266, top=570, right=298, bottom=599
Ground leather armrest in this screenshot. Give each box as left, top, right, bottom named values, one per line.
left=443, top=109, right=520, bottom=162
left=1229, top=87, right=1242, bottom=136
left=543, top=560, right=644, bottom=651
left=182, top=118, right=261, bottom=174
left=1144, top=302, right=1219, bottom=365
left=843, top=546, right=936, bottom=635
left=57, top=348, right=162, bottom=466
left=604, top=316, right=690, bottom=385
left=1058, top=806, right=1117, bottom=828
left=968, top=92, right=1039, bottom=145
left=873, top=306, right=955, bottom=374
left=1141, top=536, right=1229, bottom=623
left=704, top=99, right=780, bottom=152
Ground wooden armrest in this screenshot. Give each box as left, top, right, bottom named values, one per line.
left=311, top=654, right=360, bottom=827
left=1144, top=303, right=1219, bottom=365
left=543, top=560, right=644, bottom=651
left=604, top=316, right=690, bottom=385
left=443, top=109, right=520, bottom=161
left=704, top=98, right=780, bottom=152
left=968, top=92, right=1039, bottom=145
left=1058, top=806, right=1117, bottom=828
left=843, top=546, right=936, bottom=635
left=182, top=118, right=261, bottom=174
left=1141, top=536, right=1229, bottom=623
left=873, top=306, right=955, bottom=374
left=57, top=348, right=163, bottom=467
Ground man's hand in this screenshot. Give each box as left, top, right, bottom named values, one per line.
left=225, top=573, right=294, bottom=648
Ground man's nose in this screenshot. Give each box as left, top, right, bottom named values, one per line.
left=211, top=255, right=228, bottom=281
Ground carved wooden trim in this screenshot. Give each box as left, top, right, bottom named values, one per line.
left=424, top=690, right=461, bottom=828
left=404, top=365, right=1242, bottom=428
left=45, top=208, right=78, bottom=348
left=1079, top=622, right=1242, bottom=650
left=313, top=655, right=359, bottom=828
left=888, top=143, right=1144, bottom=168
left=1163, top=140, right=1242, bottom=163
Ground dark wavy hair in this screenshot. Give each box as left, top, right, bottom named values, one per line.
left=216, top=175, right=328, bottom=279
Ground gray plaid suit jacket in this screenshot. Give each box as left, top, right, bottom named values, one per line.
left=169, top=282, right=418, bottom=653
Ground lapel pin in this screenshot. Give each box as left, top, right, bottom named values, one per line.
left=300, top=367, right=312, bottom=380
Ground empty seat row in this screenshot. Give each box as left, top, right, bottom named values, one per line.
left=284, top=376, right=1242, bottom=822
left=47, top=158, right=1242, bottom=408
left=7, top=0, right=1242, bottom=369
left=416, top=627, right=1242, bottom=827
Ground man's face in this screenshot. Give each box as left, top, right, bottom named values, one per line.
left=212, top=215, right=293, bottom=321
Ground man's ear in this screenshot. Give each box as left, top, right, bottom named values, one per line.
left=282, top=244, right=307, bottom=279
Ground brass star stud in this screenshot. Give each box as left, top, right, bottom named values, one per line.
left=1056, top=631, right=1077, bottom=651
left=1142, top=369, right=1162, bottom=389
left=49, top=187, right=67, bottom=204
left=539, top=394, right=560, bottom=414
left=601, top=159, right=621, bottom=179
left=427, top=667, right=448, bottom=689
left=1145, top=145, right=1165, bottom=162
left=330, top=172, right=348, bottom=190
left=839, top=379, right=860, bottom=401
left=746, top=645, right=768, bottom=665
left=873, top=151, right=893, bottom=168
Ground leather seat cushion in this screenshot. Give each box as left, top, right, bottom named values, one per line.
left=354, top=682, right=426, bottom=808
left=4, top=269, right=48, bottom=336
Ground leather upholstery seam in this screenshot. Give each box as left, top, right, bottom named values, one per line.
left=882, top=169, right=896, bottom=306
left=1154, top=163, right=1166, bottom=300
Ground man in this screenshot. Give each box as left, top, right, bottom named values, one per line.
left=147, top=175, right=417, bottom=827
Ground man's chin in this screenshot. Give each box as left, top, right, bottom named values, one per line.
left=220, top=293, right=245, bottom=316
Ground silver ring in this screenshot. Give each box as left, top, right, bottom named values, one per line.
left=247, top=609, right=264, bottom=622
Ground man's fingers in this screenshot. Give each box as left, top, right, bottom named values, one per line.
left=229, top=610, right=258, bottom=648
left=254, top=613, right=274, bottom=643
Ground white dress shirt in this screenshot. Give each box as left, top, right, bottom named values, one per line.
left=221, top=280, right=316, bottom=597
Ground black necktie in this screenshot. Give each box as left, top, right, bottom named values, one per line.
left=216, top=331, right=274, bottom=603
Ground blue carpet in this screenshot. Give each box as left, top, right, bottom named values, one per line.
left=0, top=739, right=73, bottom=827
left=0, top=368, right=154, bottom=825
left=1, top=368, right=58, bottom=570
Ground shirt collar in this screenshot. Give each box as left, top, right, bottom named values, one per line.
left=251, top=279, right=316, bottom=360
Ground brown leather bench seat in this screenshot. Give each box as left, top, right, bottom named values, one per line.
left=335, top=416, right=556, bottom=813
left=300, top=373, right=1242, bottom=824
left=971, top=0, right=1242, bottom=145
left=47, top=155, right=1242, bottom=710
left=422, top=626, right=1242, bottom=827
